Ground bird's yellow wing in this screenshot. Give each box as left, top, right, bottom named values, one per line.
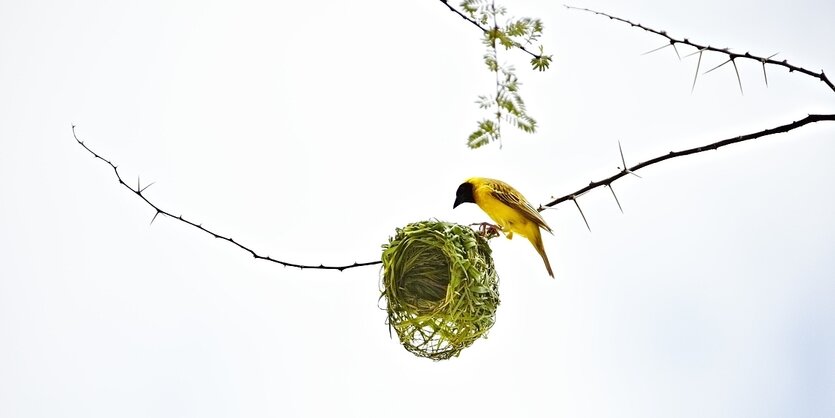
left=487, top=179, right=553, bottom=233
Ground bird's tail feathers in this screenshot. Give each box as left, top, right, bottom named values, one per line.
left=530, top=231, right=554, bottom=278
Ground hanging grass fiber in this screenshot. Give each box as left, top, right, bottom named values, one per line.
left=381, top=220, right=500, bottom=360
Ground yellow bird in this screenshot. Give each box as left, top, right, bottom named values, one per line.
left=453, top=177, right=554, bottom=278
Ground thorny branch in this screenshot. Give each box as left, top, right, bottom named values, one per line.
left=74, top=8, right=835, bottom=271
left=541, top=6, right=835, bottom=229
left=565, top=5, right=835, bottom=94
left=74, top=114, right=835, bottom=270
left=538, top=114, right=835, bottom=218
left=72, top=125, right=382, bottom=271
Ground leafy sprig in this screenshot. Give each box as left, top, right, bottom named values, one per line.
left=456, top=0, right=552, bottom=148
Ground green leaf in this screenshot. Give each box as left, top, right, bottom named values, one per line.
left=530, top=54, right=552, bottom=71
left=467, top=119, right=498, bottom=149
left=483, top=51, right=498, bottom=72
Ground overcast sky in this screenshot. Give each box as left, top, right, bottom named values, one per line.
left=1, top=0, right=834, bottom=417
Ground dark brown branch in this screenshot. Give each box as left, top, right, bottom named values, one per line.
left=439, top=0, right=542, bottom=60
left=538, top=114, right=835, bottom=211
left=76, top=115, right=834, bottom=268
left=565, top=5, right=835, bottom=94
left=72, top=125, right=382, bottom=271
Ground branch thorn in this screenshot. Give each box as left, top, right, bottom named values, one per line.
left=572, top=197, right=591, bottom=232
left=139, top=181, right=155, bottom=193
left=691, top=48, right=706, bottom=93
left=619, top=140, right=642, bottom=178
left=732, top=58, right=744, bottom=95
left=608, top=184, right=624, bottom=214
left=761, top=53, right=778, bottom=87
left=704, top=58, right=731, bottom=75
left=641, top=42, right=671, bottom=56
left=150, top=210, right=161, bottom=225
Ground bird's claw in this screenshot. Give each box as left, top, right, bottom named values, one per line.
left=471, top=222, right=501, bottom=239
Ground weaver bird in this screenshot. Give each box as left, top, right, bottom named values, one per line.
left=453, top=177, right=554, bottom=278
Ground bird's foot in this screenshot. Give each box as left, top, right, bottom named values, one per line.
left=471, top=222, right=501, bottom=239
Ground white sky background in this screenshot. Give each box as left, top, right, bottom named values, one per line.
left=1, top=0, right=834, bottom=416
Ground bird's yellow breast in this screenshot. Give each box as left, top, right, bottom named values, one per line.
left=473, top=186, right=536, bottom=238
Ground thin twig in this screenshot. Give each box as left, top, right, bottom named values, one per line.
left=72, top=125, right=382, bottom=271
left=439, top=0, right=542, bottom=60
left=491, top=1, right=504, bottom=147
left=564, top=5, right=835, bottom=94
left=538, top=114, right=835, bottom=211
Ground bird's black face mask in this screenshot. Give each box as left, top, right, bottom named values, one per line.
left=453, top=182, right=475, bottom=208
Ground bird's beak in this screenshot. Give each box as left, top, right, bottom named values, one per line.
left=453, top=197, right=464, bottom=209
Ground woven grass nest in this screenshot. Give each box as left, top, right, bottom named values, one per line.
left=381, top=220, right=500, bottom=360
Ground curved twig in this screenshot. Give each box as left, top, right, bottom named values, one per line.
left=72, top=125, right=382, bottom=271
left=439, top=0, right=543, bottom=60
